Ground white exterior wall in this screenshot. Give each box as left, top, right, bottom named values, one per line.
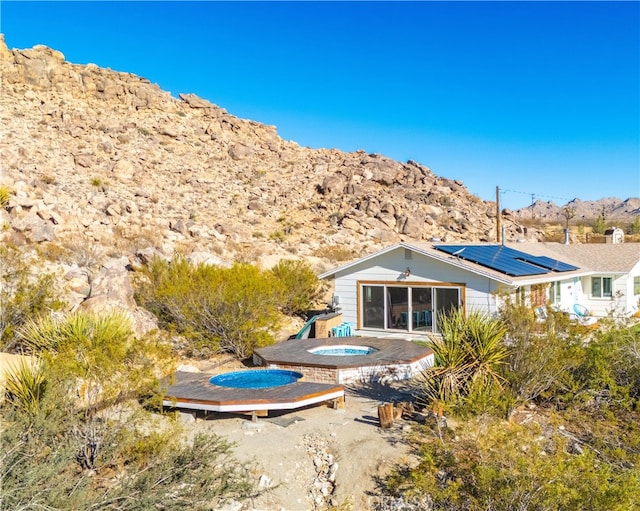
left=330, top=247, right=501, bottom=329
left=578, top=274, right=630, bottom=318
left=629, top=262, right=640, bottom=316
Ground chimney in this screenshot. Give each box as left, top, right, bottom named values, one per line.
left=563, top=228, right=570, bottom=245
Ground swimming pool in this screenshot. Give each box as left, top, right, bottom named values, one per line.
left=308, top=345, right=378, bottom=356
left=209, top=369, right=303, bottom=389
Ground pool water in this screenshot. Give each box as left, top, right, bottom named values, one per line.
left=309, top=345, right=377, bottom=356
left=209, top=369, right=303, bottom=389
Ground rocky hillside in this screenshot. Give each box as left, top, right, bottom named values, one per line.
left=0, top=35, right=543, bottom=273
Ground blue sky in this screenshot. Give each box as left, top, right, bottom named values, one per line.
left=1, top=1, right=638, bottom=210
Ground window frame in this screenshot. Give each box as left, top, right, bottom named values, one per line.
left=358, top=281, right=464, bottom=333
left=591, top=276, right=613, bottom=298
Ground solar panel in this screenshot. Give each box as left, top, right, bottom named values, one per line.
left=433, top=245, right=578, bottom=277
left=516, top=255, right=578, bottom=272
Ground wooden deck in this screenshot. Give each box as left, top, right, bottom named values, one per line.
left=162, top=371, right=345, bottom=416
left=254, top=337, right=433, bottom=369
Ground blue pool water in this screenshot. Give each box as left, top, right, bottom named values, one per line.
left=209, top=369, right=303, bottom=389
left=309, top=345, right=377, bottom=356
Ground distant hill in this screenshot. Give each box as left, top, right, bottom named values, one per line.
left=509, top=197, right=640, bottom=224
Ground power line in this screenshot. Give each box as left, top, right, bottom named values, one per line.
left=499, top=188, right=573, bottom=204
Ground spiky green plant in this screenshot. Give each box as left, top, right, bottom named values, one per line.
left=18, top=310, right=173, bottom=411
left=417, top=309, right=507, bottom=413
left=3, top=356, right=47, bottom=415
left=0, top=186, right=10, bottom=208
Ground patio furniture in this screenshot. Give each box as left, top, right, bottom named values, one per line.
left=572, top=304, right=597, bottom=325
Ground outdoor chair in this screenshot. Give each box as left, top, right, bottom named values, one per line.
left=412, top=311, right=422, bottom=328
left=572, top=304, right=597, bottom=326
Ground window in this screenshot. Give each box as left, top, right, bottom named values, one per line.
left=591, top=276, right=612, bottom=298
left=360, top=284, right=461, bottom=333
left=549, top=282, right=561, bottom=304
left=634, top=276, right=640, bottom=296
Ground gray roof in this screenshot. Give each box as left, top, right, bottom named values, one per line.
left=319, top=241, right=640, bottom=286
left=516, top=242, right=640, bottom=273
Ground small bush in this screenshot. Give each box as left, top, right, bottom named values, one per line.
left=0, top=185, right=11, bottom=208
left=271, top=259, right=323, bottom=316
left=315, top=244, right=356, bottom=262
left=0, top=245, right=64, bottom=351
left=385, top=415, right=640, bottom=511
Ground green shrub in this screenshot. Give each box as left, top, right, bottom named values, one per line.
left=1, top=396, right=256, bottom=509
left=628, top=216, right=640, bottom=235
left=592, top=210, right=607, bottom=234
left=498, top=299, right=582, bottom=415
left=18, top=310, right=174, bottom=411
left=270, top=259, right=323, bottom=316
left=0, top=245, right=64, bottom=351
left=136, top=257, right=284, bottom=358
left=385, top=415, right=640, bottom=511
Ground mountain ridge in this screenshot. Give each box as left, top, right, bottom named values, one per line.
left=0, top=35, right=636, bottom=270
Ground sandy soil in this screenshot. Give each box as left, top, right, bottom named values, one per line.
left=181, top=358, right=420, bottom=511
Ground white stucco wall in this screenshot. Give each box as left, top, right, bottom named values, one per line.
left=578, top=274, right=631, bottom=318
left=330, top=247, right=501, bottom=330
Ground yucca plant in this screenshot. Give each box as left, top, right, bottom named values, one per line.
left=465, top=311, right=508, bottom=392
left=18, top=310, right=171, bottom=412
left=4, top=356, right=47, bottom=415
left=417, top=309, right=508, bottom=413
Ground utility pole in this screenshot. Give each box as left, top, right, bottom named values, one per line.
left=496, top=186, right=501, bottom=243
left=530, top=193, right=535, bottom=220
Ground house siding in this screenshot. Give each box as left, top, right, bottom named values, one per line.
left=331, top=247, right=501, bottom=329
left=579, top=272, right=637, bottom=318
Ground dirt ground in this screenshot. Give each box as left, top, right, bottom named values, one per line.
left=181, top=358, right=421, bottom=511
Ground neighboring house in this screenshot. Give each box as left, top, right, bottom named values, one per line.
left=319, top=242, right=640, bottom=336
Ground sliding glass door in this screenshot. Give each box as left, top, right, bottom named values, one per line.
left=361, top=284, right=461, bottom=333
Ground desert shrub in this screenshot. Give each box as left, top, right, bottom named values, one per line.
left=385, top=415, right=640, bottom=511
left=567, top=324, right=640, bottom=413
left=18, top=310, right=174, bottom=411
left=136, top=257, right=283, bottom=358
left=1, top=394, right=256, bottom=510
left=628, top=216, right=640, bottom=235
left=0, top=245, right=64, bottom=351
left=270, top=259, right=323, bottom=316
left=315, top=244, right=356, bottom=262
left=498, top=299, right=582, bottom=414
left=592, top=210, right=607, bottom=234
left=1, top=306, right=254, bottom=509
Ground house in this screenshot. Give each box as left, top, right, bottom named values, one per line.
left=319, top=242, right=640, bottom=336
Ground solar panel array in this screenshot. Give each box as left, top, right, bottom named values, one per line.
left=434, top=245, right=579, bottom=277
